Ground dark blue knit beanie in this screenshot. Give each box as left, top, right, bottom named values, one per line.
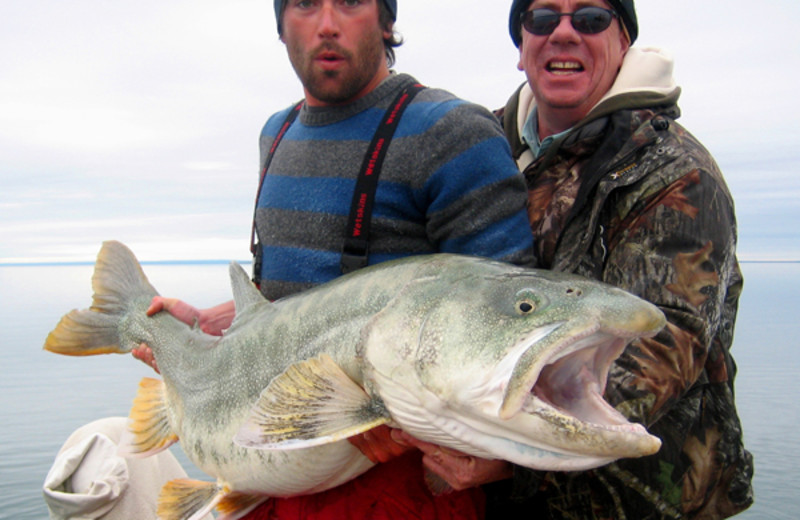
left=274, top=0, right=398, bottom=34
left=508, top=0, right=638, bottom=47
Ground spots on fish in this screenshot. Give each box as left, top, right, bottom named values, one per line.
left=192, top=438, right=207, bottom=466
left=212, top=447, right=231, bottom=468
left=414, top=315, right=442, bottom=373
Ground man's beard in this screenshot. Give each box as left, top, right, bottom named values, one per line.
left=289, top=35, right=386, bottom=105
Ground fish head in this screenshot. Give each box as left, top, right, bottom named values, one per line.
left=363, top=255, right=665, bottom=471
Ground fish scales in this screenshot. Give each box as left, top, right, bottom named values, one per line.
left=45, top=241, right=666, bottom=519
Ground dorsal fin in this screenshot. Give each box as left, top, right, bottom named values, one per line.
left=226, top=262, right=273, bottom=335
left=229, top=262, right=267, bottom=313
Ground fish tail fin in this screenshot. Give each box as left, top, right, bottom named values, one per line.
left=44, top=241, right=158, bottom=356
left=157, top=479, right=225, bottom=520
left=119, top=377, right=179, bottom=457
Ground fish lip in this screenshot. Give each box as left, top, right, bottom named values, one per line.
left=527, top=334, right=637, bottom=429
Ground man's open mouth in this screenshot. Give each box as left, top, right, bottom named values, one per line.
left=546, top=60, right=584, bottom=75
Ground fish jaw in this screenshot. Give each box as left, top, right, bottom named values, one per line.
left=480, top=299, right=665, bottom=466
left=497, top=329, right=662, bottom=465
left=376, top=324, right=662, bottom=471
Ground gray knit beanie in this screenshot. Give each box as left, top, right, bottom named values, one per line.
left=509, top=0, right=638, bottom=47
left=274, top=0, right=398, bottom=34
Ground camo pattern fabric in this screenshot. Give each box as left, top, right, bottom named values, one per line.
left=487, top=100, right=754, bottom=519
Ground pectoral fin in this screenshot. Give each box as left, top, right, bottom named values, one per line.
left=119, top=377, right=178, bottom=457
left=235, top=354, right=390, bottom=449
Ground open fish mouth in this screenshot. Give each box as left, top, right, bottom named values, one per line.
left=495, top=321, right=662, bottom=461
left=522, top=331, right=645, bottom=433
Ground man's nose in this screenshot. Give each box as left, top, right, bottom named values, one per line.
left=547, top=13, right=582, bottom=42
left=317, top=3, right=341, bottom=38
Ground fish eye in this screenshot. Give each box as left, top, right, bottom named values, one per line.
left=516, top=299, right=536, bottom=315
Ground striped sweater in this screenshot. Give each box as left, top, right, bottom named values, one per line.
left=255, top=73, right=534, bottom=300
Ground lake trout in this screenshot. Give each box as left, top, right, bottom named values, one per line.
left=45, top=241, right=665, bottom=520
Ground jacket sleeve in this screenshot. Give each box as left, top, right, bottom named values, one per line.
left=600, top=129, right=741, bottom=429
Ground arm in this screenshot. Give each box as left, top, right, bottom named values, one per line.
left=601, top=166, right=740, bottom=426
left=420, top=100, right=536, bottom=267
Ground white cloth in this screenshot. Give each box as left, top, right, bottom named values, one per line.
left=43, top=417, right=214, bottom=520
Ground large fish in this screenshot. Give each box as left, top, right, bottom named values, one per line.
left=45, top=241, right=665, bottom=520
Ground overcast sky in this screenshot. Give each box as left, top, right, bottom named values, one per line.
left=1, top=0, right=798, bottom=263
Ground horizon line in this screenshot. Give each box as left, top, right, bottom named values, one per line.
left=0, top=258, right=798, bottom=267
left=0, top=259, right=253, bottom=267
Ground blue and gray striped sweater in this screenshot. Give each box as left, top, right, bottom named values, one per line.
left=255, top=73, right=534, bottom=299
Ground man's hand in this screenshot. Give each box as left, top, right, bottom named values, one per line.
left=347, top=425, right=414, bottom=464
left=132, top=297, right=235, bottom=373
left=393, top=431, right=513, bottom=490
left=132, top=343, right=160, bottom=373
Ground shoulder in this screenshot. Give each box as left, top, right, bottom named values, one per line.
left=640, top=116, right=730, bottom=197
left=261, top=102, right=303, bottom=137
left=406, top=85, right=499, bottom=130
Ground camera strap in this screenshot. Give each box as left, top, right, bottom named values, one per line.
left=341, top=83, right=425, bottom=274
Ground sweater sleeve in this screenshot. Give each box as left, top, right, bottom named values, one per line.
left=417, top=99, right=536, bottom=267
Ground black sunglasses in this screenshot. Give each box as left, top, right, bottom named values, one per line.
left=520, top=7, right=618, bottom=36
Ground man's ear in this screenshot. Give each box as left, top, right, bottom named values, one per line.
left=618, top=25, right=631, bottom=54
left=382, top=21, right=394, bottom=42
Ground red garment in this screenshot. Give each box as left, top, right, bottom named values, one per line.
left=243, top=451, right=485, bottom=520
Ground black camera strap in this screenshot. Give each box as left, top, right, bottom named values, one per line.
left=341, top=83, right=425, bottom=274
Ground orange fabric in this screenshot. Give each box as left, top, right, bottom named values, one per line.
left=242, top=451, right=485, bottom=520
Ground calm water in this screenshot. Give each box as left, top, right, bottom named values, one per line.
left=0, top=261, right=797, bottom=519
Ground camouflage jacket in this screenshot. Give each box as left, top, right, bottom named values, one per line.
left=487, top=51, right=753, bottom=519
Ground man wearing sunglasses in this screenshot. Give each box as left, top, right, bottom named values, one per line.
left=400, top=1, right=754, bottom=519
